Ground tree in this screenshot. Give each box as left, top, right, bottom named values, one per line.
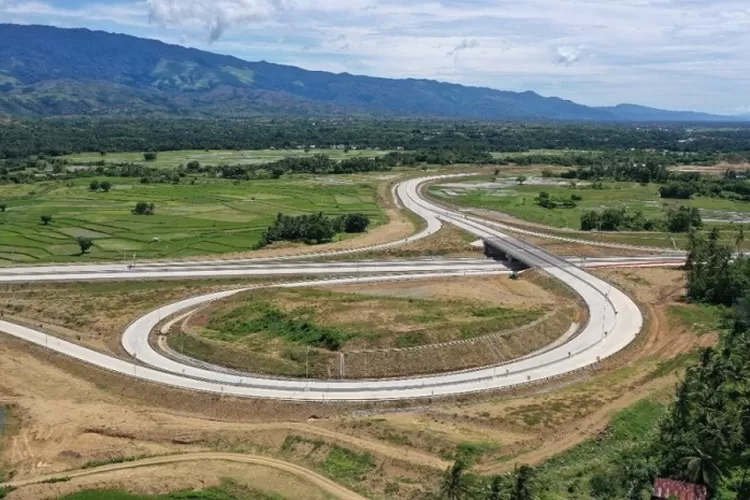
left=487, top=475, right=507, bottom=500
left=132, top=202, right=155, bottom=215
left=516, top=175, right=528, bottom=185
left=77, top=236, right=93, bottom=254
left=510, top=465, right=536, bottom=500
left=666, top=206, right=702, bottom=233
left=100, top=180, right=112, bottom=192
left=143, top=152, right=158, bottom=161
left=0, top=203, right=6, bottom=212
left=334, top=213, right=370, bottom=233
left=89, top=180, right=100, bottom=191
left=40, top=214, right=52, bottom=225
left=440, top=459, right=470, bottom=500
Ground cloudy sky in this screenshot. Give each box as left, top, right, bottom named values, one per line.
left=2, top=0, right=749, bottom=114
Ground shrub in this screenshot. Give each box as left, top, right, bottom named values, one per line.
left=132, top=202, right=155, bottom=215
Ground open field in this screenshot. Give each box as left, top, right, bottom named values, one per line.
left=60, top=149, right=388, bottom=169
left=0, top=176, right=384, bottom=264
left=169, top=274, right=573, bottom=378
left=432, top=176, right=750, bottom=229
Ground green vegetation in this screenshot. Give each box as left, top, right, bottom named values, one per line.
left=3, top=118, right=750, bottom=159
left=579, top=205, right=701, bottom=233
left=536, top=399, right=666, bottom=499
left=280, top=435, right=374, bottom=488
left=256, top=212, right=370, bottom=249
left=58, top=479, right=286, bottom=500
left=322, top=446, right=375, bottom=484
left=435, top=180, right=750, bottom=231
left=0, top=177, right=382, bottom=263
left=203, top=287, right=543, bottom=351
left=668, top=303, right=726, bottom=336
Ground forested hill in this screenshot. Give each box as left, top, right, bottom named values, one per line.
left=0, top=23, right=740, bottom=122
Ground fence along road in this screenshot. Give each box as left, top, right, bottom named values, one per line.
left=0, top=175, right=643, bottom=401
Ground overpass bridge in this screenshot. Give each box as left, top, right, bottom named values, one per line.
left=483, top=237, right=532, bottom=269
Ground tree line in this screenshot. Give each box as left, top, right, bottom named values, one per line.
left=1, top=118, right=750, bottom=159
left=580, top=205, right=702, bottom=233
left=256, top=212, right=370, bottom=248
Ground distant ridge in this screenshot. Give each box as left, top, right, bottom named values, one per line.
left=0, top=24, right=743, bottom=122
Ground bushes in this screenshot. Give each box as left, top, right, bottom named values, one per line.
left=132, top=202, right=155, bottom=215
left=257, top=212, right=370, bottom=248
left=666, top=206, right=702, bottom=233
left=535, top=191, right=580, bottom=209
left=333, top=213, right=370, bottom=233
left=580, top=207, right=656, bottom=232
left=659, top=182, right=697, bottom=199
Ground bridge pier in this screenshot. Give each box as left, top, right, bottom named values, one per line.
left=483, top=239, right=526, bottom=269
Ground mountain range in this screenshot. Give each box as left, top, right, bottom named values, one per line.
left=0, top=24, right=743, bottom=122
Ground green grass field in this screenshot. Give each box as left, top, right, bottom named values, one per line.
left=432, top=179, right=750, bottom=229
left=0, top=176, right=383, bottom=264
left=61, top=148, right=387, bottom=169
left=431, top=178, right=750, bottom=249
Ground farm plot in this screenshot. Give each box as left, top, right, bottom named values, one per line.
left=0, top=177, right=382, bottom=263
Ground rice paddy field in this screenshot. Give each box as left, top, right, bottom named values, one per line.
left=0, top=176, right=384, bottom=264
left=61, top=148, right=387, bottom=169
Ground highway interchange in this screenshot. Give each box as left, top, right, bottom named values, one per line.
left=0, top=175, right=684, bottom=401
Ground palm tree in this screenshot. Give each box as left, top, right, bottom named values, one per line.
left=510, top=465, right=535, bottom=500
left=686, top=447, right=721, bottom=489
left=487, top=475, right=506, bottom=500
left=441, top=459, right=470, bottom=500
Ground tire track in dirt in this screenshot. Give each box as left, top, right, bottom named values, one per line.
left=1, top=452, right=367, bottom=500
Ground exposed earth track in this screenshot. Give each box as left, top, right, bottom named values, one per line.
left=1, top=452, right=367, bottom=500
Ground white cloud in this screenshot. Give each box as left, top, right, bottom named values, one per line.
left=554, top=45, right=584, bottom=65
left=147, top=0, right=291, bottom=42
left=2, top=0, right=750, bottom=113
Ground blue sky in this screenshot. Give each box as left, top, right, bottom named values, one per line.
left=2, top=0, right=749, bottom=114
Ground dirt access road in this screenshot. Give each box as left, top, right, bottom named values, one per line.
left=2, top=452, right=366, bottom=500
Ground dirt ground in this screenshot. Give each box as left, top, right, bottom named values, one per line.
left=8, top=460, right=345, bottom=500
left=0, top=266, right=716, bottom=499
